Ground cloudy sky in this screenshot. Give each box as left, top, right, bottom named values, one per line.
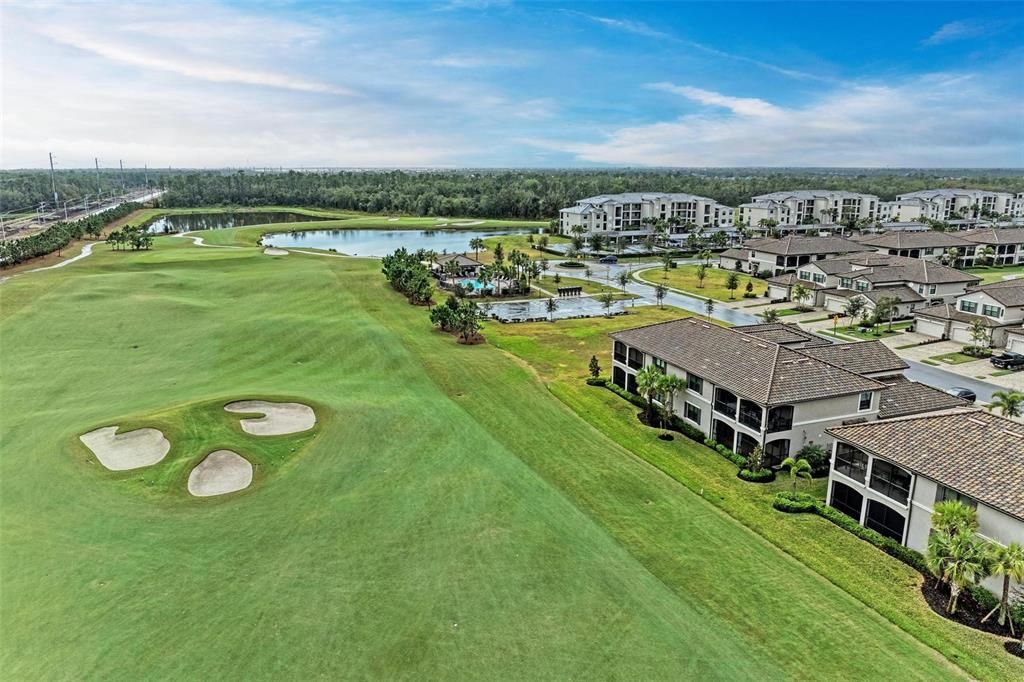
left=2, top=0, right=1022, bottom=168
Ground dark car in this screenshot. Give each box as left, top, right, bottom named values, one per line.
left=944, top=387, right=977, bottom=403
left=990, top=352, right=1024, bottom=370
left=598, top=255, right=618, bottom=264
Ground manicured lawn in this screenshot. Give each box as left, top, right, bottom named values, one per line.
left=636, top=264, right=766, bottom=302
left=0, top=236, right=1007, bottom=679
left=828, top=321, right=914, bottom=341
left=479, top=233, right=569, bottom=263
left=535, top=274, right=635, bottom=299
left=965, top=264, right=1024, bottom=284
left=930, top=351, right=986, bottom=365
left=775, top=307, right=803, bottom=316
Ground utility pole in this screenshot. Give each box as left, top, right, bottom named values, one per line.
left=144, top=163, right=149, bottom=190
left=95, top=157, right=102, bottom=199
left=49, top=152, right=59, bottom=209
left=119, top=160, right=126, bottom=192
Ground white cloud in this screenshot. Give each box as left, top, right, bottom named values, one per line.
left=533, top=75, right=1024, bottom=167
left=923, top=19, right=1004, bottom=46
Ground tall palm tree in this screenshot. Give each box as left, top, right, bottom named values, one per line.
left=932, top=500, right=978, bottom=538
left=977, top=245, right=996, bottom=266
left=987, top=390, right=1024, bottom=418
left=759, top=308, right=781, bottom=324
left=791, top=283, right=810, bottom=310
left=635, top=365, right=663, bottom=425
left=982, top=542, right=1024, bottom=631
left=659, top=374, right=685, bottom=428
left=469, top=237, right=485, bottom=260
left=780, top=457, right=812, bottom=493
left=940, top=532, right=991, bottom=614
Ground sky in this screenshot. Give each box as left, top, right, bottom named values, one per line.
left=2, top=0, right=1022, bottom=169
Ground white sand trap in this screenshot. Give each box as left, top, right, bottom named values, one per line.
left=387, top=217, right=400, bottom=222
left=188, top=450, right=253, bottom=497
left=79, top=426, right=170, bottom=471
left=263, top=247, right=289, bottom=256
left=225, top=400, right=316, bottom=436
left=453, top=220, right=485, bottom=226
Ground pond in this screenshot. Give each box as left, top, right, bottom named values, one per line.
left=146, top=211, right=333, bottom=234
left=263, top=228, right=540, bottom=257
left=482, top=296, right=647, bottom=323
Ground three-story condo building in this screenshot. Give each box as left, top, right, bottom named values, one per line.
left=558, top=193, right=734, bottom=246
left=739, top=190, right=879, bottom=227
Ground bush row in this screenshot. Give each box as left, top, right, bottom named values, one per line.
left=738, top=468, right=776, bottom=483
left=771, top=492, right=818, bottom=513
left=0, top=202, right=141, bottom=267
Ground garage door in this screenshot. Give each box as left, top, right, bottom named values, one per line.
left=914, top=318, right=946, bottom=339
left=1008, top=335, right=1024, bottom=353
left=950, top=324, right=973, bottom=344
left=824, top=296, right=848, bottom=313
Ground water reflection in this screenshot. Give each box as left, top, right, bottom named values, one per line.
left=146, top=212, right=332, bottom=234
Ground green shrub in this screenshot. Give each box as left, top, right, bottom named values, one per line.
left=559, top=261, right=585, bottom=268
left=738, top=468, right=776, bottom=483
left=772, top=492, right=817, bottom=513
left=815, top=504, right=930, bottom=573
left=967, top=584, right=999, bottom=613
left=796, top=443, right=830, bottom=477
left=585, top=376, right=607, bottom=386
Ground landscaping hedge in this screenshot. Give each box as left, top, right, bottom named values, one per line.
left=772, top=492, right=817, bottom=513
left=738, top=468, right=776, bottom=483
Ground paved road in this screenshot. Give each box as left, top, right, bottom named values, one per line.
left=562, top=258, right=1001, bottom=401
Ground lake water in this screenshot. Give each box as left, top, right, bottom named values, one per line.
left=264, top=228, right=540, bottom=257
left=147, top=211, right=333, bottom=234
left=483, top=297, right=646, bottom=323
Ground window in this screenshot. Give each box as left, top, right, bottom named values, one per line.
left=855, top=280, right=869, bottom=292
left=830, top=481, right=864, bottom=521
left=651, top=356, right=667, bottom=373
left=613, top=341, right=627, bottom=364
left=917, top=285, right=925, bottom=295
left=982, top=304, right=1003, bottom=318
left=738, top=399, right=763, bottom=430
left=687, top=373, right=703, bottom=395
left=834, top=442, right=868, bottom=483
left=798, top=271, right=811, bottom=281
left=960, top=300, right=978, bottom=313
left=929, top=285, right=937, bottom=295
left=766, top=405, right=793, bottom=433
left=612, top=366, right=626, bottom=389
left=713, top=388, right=737, bottom=418
left=935, top=485, right=977, bottom=508
left=858, top=391, right=873, bottom=411
left=627, top=348, right=644, bottom=370
left=684, top=402, right=701, bottom=424
left=813, top=273, right=826, bottom=284
left=870, top=460, right=912, bottom=505
left=865, top=500, right=906, bottom=542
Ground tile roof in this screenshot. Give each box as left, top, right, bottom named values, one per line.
left=720, top=248, right=749, bottom=260
left=965, top=279, right=1024, bottom=307
left=743, top=235, right=873, bottom=256
left=577, top=192, right=715, bottom=204
left=435, top=253, right=483, bottom=267
left=848, top=259, right=980, bottom=285
left=766, top=273, right=825, bottom=289
left=860, top=286, right=925, bottom=305
left=898, top=189, right=1014, bottom=201
left=828, top=410, right=1024, bottom=520
left=798, top=340, right=908, bottom=375
left=960, top=228, right=1024, bottom=245
left=876, top=378, right=971, bottom=420
left=856, top=231, right=971, bottom=249
left=913, top=303, right=1010, bottom=328
left=733, top=322, right=832, bottom=348
left=753, top=190, right=878, bottom=201
left=611, top=318, right=883, bottom=405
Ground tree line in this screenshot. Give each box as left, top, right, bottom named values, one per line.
left=0, top=202, right=141, bottom=267
left=0, top=170, right=172, bottom=212
left=150, top=169, right=1024, bottom=220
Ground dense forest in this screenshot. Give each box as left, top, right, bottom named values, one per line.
left=0, top=169, right=172, bottom=213
left=4, top=168, right=1023, bottom=220
left=0, top=202, right=140, bottom=267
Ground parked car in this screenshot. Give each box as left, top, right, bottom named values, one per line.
left=990, top=352, right=1024, bottom=370
left=598, top=255, right=618, bottom=264
left=944, top=387, right=977, bottom=403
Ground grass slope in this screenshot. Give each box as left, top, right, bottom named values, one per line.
left=0, top=237, right=980, bottom=679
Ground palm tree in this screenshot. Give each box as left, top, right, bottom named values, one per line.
left=932, top=500, right=978, bottom=538
left=940, top=532, right=991, bottom=614
left=977, top=245, right=996, bottom=266
left=695, top=263, right=707, bottom=288
left=635, top=365, right=663, bottom=425
left=791, top=283, right=810, bottom=310
left=698, top=248, right=713, bottom=265
left=759, top=308, right=781, bottom=324
left=469, top=237, right=485, bottom=260
left=875, top=295, right=899, bottom=331
left=780, top=457, right=812, bottom=493
left=654, top=284, right=667, bottom=309
left=659, top=374, right=685, bottom=428
left=942, top=247, right=960, bottom=267
left=987, top=390, right=1024, bottom=418
left=704, top=297, right=715, bottom=320
left=545, top=297, right=558, bottom=321
left=982, top=542, right=1024, bottom=631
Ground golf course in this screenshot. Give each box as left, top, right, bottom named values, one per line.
left=0, top=219, right=1018, bottom=680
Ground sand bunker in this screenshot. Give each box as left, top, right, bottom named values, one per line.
left=225, top=400, right=316, bottom=436
left=188, top=450, right=253, bottom=497
left=452, top=220, right=485, bottom=226
left=387, top=217, right=400, bottom=222
left=263, top=247, right=289, bottom=256
left=79, top=426, right=170, bottom=471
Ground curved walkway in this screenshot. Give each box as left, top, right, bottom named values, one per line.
left=171, top=232, right=246, bottom=249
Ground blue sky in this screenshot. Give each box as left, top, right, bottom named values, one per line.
left=2, top=0, right=1022, bottom=168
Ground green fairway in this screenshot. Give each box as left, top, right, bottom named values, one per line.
left=636, top=264, right=765, bottom=302
left=0, top=234, right=997, bottom=679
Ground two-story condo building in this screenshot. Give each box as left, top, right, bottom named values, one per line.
left=719, top=235, right=872, bottom=276
left=765, top=253, right=980, bottom=318
left=892, top=189, right=1017, bottom=221
left=558, top=193, right=734, bottom=246
left=610, top=318, right=893, bottom=465
left=914, top=279, right=1024, bottom=347
left=827, top=411, right=1024, bottom=596
left=958, top=228, right=1024, bottom=267
left=852, top=231, right=973, bottom=262
left=739, top=191, right=879, bottom=227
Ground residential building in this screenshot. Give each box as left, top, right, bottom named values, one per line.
left=914, top=279, right=1024, bottom=347
left=826, top=411, right=1024, bottom=595
left=739, top=190, right=879, bottom=227
left=765, top=253, right=980, bottom=317
left=609, top=318, right=890, bottom=465
left=1007, top=327, right=1024, bottom=354
left=719, top=235, right=873, bottom=276
left=893, top=189, right=1017, bottom=221
left=958, top=228, right=1024, bottom=266
left=852, top=231, right=973, bottom=262
left=432, top=253, right=483, bottom=277
left=558, top=193, right=734, bottom=245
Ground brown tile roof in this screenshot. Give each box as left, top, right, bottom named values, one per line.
left=766, top=273, right=825, bottom=289
left=611, top=318, right=884, bottom=405
left=798, top=341, right=908, bottom=375
left=744, top=235, right=873, bottom=256
left=733, top=322, right=832, bottom=348
left=720, top=248, right=749, bottom=260
left=914, top=303, right=1011, bottom=328
left=857, top=231, right=972, bottom=250
left=860, top=286, right=926, bottom=305
left=435, top=253, right=483, bottom=267
left=965, top=279, right=1024, bottom=307
left=961, top=228, right=1024, bottom=245
left=851, top=260, right=980, bottom=285
left=876, top=378, right=971, bottom=419
left=828, top=410, right=1024, bottom=519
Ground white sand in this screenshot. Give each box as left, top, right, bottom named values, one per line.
left=188, top=450, right=253, bottom=497
left=387, top=217, right=400, bottom=222
left=79, top=426, right=170, bottom=471
left=263, top=247, right=289, bottom=256
left=452, top=220, right=485, bottom=226
left=225, top=400, right=316, bottom=436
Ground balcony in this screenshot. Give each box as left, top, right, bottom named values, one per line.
left=766, top=405, right=794, bottom=434
left=627, top=349, right=644, bottom=370
left=713, top=400, right=737, bottom=418
left=738, top=400, right=763, bottom=431
left=613, top=351, right=626, bottom=364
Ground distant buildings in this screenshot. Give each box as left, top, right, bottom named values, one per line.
left=739, top=190, right=879, bottom=227
left=914, top=279, right=1024, bottom=347
left=886, top=189, right=1018, bottom=221
left=558, top=193, right=733, bottom=246
left=719, top=235, right=872, bottom=276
